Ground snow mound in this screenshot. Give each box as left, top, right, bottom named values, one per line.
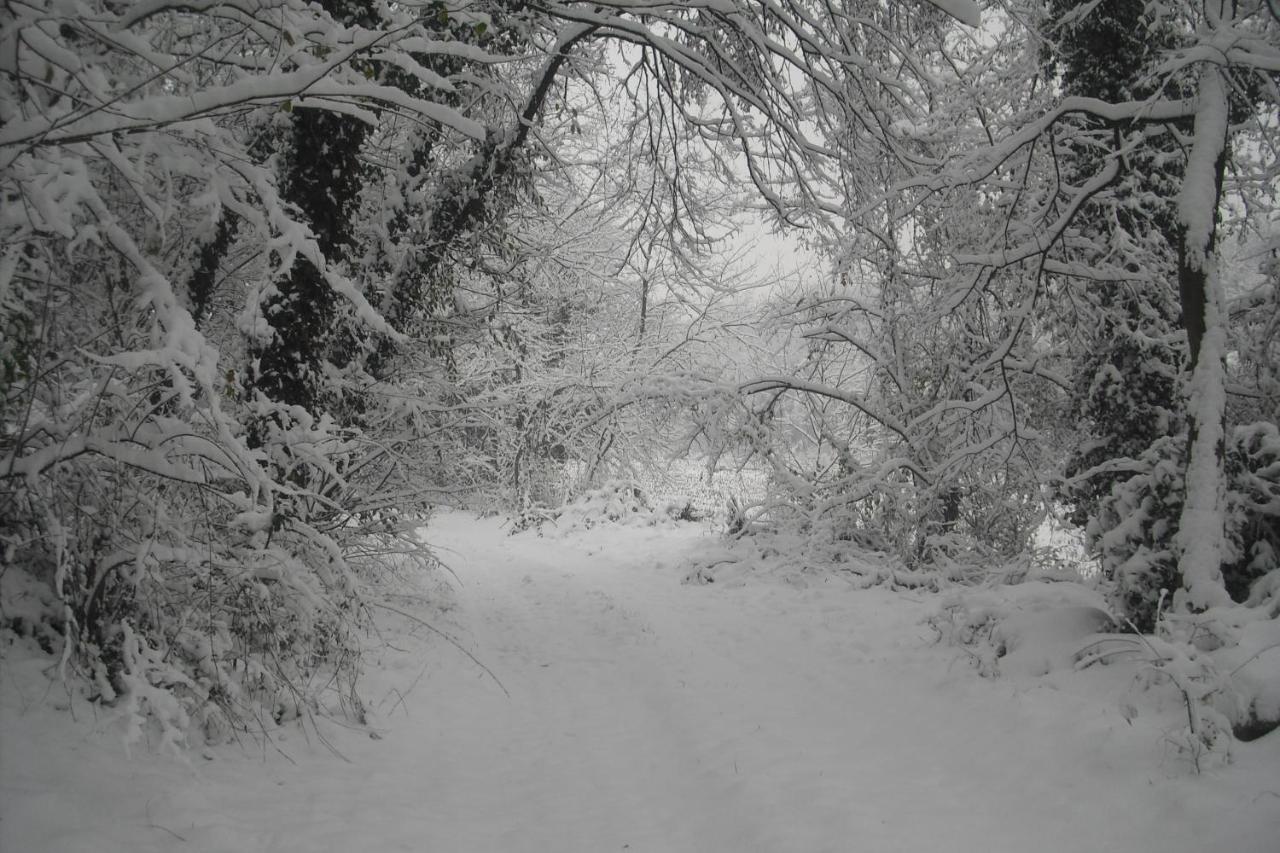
left=930, top=581, right=1116, bottom=678
left=931, top=579, right=1280, bottom=769
left=1214, top=616, right=1280, bottom=740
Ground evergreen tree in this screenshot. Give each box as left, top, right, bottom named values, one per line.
left=1045, top=0, right=1187, bottom=535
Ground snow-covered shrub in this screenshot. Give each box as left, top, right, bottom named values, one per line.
left=1091, top=426, right=1280, bottom=632
left=932, top=572, right=1278, bottom=770
left=681, top=516, right=904, bottom=588
left=0, top=354, right=404, bottom=745
left=545, top=455, right=769, bottom=531
left=1090, top=436, right=1185, bottom=632
left=1223, top=423, right=1280, bottom=603
left=1079, top=420, right=1280, bottom=747
left=0, top=567, right=62, bottom=656
left=708, top=460, right=1045, bottom=590
left=715, top=365, right=1048, bottom=579
left=928, top=583, right=1117, bottom=677
left=542, top=480, right=672, bottom=532
left=576, top=457, right=769, bottom=527
left=635, top=459, right=770, bottom=524
left=516, top=475, right=734, bottom=536
left=1075, top=628, right=1238, bottom=772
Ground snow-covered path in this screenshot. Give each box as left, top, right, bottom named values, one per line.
left=3, top=513, right=1278, bottom=852
left=412, top=516, right=929, bottom=851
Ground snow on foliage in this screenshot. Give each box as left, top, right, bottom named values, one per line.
left=1091, top=425, right=1280, bottom=632
left=540, top=481, right=676, bottom=532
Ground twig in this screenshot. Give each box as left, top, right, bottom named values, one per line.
left=1074, top=637, right=1149, bottom=669
left=366, top=601, right=510, bottom=698
left=149, top=823, right=188, bottom=843
left=1229, top=642, right=1280, bottom=677
left=382, top=662, right=430, bottom=717
left=145, top=800, right=188, bottom=843
left=304, top=706, right=352, bottom=764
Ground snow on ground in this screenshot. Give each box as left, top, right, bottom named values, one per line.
left=3, top=511, right=1278, bottom=852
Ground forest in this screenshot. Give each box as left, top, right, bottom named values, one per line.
left=2, top=0, right=1279, bottom=809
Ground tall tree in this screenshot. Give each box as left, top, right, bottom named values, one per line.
left=738, top=2, right=1055, bottom=567
left=1043, top=0, right=1279, bottom=623
left=1038, top=0, right=1191, bottom=625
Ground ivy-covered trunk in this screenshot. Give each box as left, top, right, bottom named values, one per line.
left=247, top=0, right=377, bottom=418
left=1172, top=58, right=1233, bottom=615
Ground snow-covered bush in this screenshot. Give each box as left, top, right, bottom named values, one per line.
left=1223, top=423, right=1280, bottom=602
left=1091, top=426, right=1280, bottom=632
left=0, top=351, right=420, bottom=745
left=1089, top=436, right=1186, bottom=632
left=1059, top=421, right=1280, bottom=752
left=543, top=456, right=769, bottom=530
left=523, top=480, right=700, bottom=534
left=624, top=458, right=770, bottom=524
left=1075, top=628, right=1238, bottom=772
left=928, top=583, right=1116, bottom=677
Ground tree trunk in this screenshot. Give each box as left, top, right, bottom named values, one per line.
left=1172, top=56, right=1232, bottom=614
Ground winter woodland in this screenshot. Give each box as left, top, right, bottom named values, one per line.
left=2, top=0, right=1279, bottom=842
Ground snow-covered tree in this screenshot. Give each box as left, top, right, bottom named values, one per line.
left=728, top=2, right=1056, bottom=568
left=1025, top=0, right=1280, bottom=628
